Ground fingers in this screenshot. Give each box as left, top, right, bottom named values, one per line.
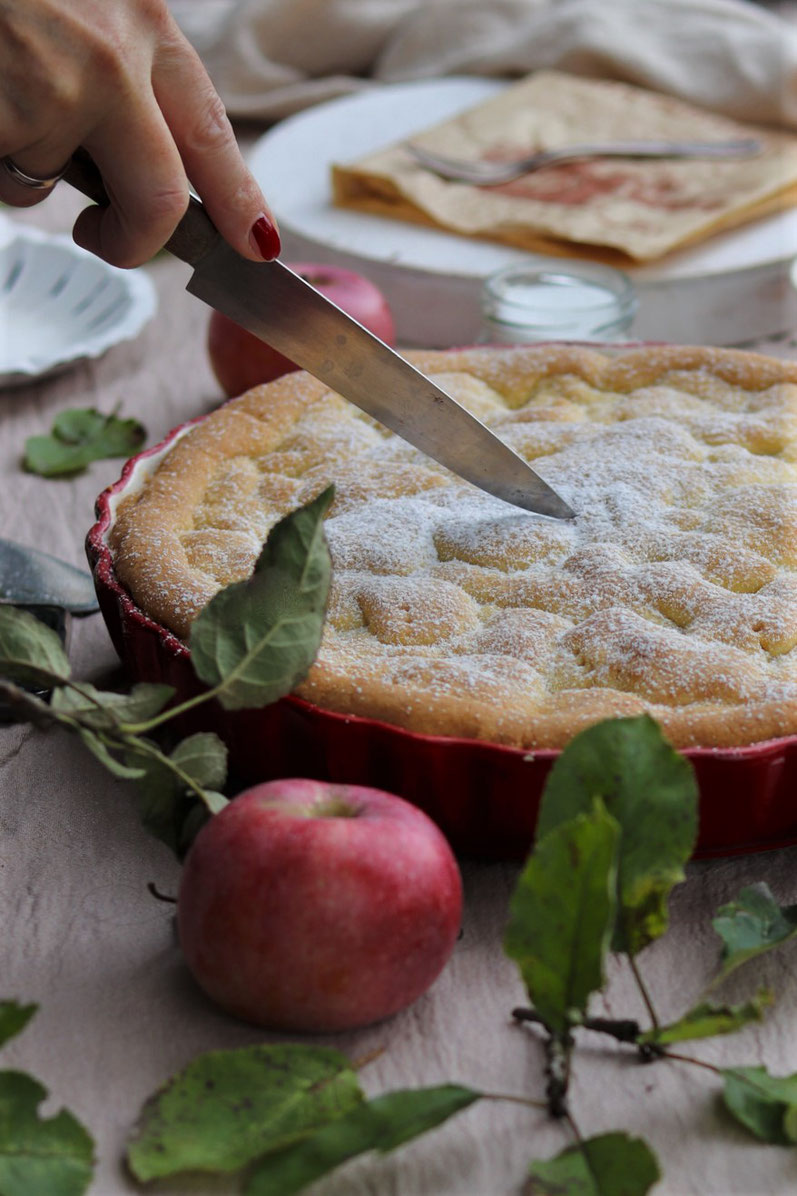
left=0, top=3, right=77, bottom=207
left=0, top=1, right=278, bottom=267
left=153, top=31, right=280, bottom=261
left=0, top=153, right=69, bottom=208
left=0, top=125, right=82, bottom=210
left=73, top=104, right=190, bottom=268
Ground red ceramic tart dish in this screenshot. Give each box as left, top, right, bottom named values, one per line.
left=87, top=344, right=797, bottom=859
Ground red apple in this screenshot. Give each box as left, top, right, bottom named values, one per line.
left=207, top=263, right=397, bottom=397
left=177, top=778, right=463, bottom=1032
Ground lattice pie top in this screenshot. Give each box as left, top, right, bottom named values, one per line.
left=109, top=344, right=797, bottom=749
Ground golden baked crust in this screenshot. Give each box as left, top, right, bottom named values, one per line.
left=109, top=344, right=797, bottom=750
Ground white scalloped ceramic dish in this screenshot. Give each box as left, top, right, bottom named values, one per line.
left=0, top=212, right=157, bottom=389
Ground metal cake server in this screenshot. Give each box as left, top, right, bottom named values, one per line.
left=0, top=538, right=98, bottom=612
left=0, top=538, right=98, bottom=721
left=64, top=152, right=574, bottom=521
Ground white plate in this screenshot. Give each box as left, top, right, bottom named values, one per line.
left=0, top=214, right=157, bottom=388
left=249, top=78, right=797, bottom=347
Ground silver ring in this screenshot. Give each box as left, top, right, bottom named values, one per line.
left=1, top=155, right=69, bottom=191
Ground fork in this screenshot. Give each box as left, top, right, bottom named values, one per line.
left=405, top=138, right=763, bottom=185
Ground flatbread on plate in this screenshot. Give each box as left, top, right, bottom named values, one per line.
left=331, top=71, right=797, bottom=264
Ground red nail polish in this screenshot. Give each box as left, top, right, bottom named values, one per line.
left=250, top=214, right=281, bottom=261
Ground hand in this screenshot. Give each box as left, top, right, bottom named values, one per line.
left=0, top=0, right=280, bottom=267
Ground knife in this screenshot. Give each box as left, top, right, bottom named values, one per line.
left=64, top=152, right=574, bottom=520
left=0, top=538, right=98, bottom=722
left=0, top=538, right=98, bottom=612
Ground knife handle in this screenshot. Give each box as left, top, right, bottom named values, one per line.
left=63, top=148, right=218, bottom=267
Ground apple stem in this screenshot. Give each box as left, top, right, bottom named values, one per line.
left=311, top=797, right=361, bottom=819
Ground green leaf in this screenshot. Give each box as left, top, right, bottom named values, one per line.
left=504, top=802, right=619, bottom=1035
left=536, top=716, right=698, bottom=955
left=176, top=801, right=214, bottom=857
left=124, top=733, right=227, bottom=852
left=711, top=882, right=797, bottom=985
left=527, top=1132, right=660, bottom=1195
left=0, top=606, right=71, bottom=688
left=640, top=992, right=771, bottom=1046
left=0, top=1070, right=94, bottom=1196
left=76, top=728, right=147, bottom=780
left=722, top=1066, right=797, bottom=1144
left=50, top=682, right=174, bottom=732
left=169, top=732, right=228, bottom=794
left=246, top=1085, right=481, bottom=1196
left=128, top=749, right=184, bottom=849
left=127, top=1043, right=364, bottom=1182
left=0, top=1003, right=36, bottom=1050
left=198, top=789, right=229, bottom=815
left=190, top=487, right=333, bottom=710
left=23, top=409, right=146, bottom=478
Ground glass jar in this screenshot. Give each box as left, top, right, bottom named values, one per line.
left=479, top=257, right=638, bottom=344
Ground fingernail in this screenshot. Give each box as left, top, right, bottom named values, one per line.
left=250, top=214, right=281, bottom=261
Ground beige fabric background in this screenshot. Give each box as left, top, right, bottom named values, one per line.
left=186, top=0, right=797, bottom=126
left=2, top=6, right=797, bottom=1193
left=3, top=179, right=797, bottom=1195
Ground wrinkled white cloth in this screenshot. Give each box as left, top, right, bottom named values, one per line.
left=184, top=0, right=797, bottom=127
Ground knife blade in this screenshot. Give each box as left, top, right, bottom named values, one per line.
left=64, top=153, right=574, bottom=519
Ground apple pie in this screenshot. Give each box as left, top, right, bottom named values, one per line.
left=108, top=343, right=797, bottom=750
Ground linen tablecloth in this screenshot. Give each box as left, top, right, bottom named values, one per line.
left=4, top=6, right=797, bottom=1181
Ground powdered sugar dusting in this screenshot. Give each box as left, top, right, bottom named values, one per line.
left=111, top=346, right=797, bottom=748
